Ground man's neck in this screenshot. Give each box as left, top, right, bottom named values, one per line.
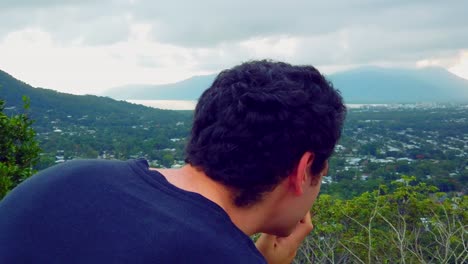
left=153, top=165, right=275, bottom=236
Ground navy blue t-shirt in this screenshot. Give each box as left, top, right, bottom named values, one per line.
left=0, top=159, right=266, bottom=263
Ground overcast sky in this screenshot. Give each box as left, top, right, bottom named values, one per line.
left=1, top=0, right=467, bottom=95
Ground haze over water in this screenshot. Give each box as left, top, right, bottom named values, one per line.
left=127, top=100, right=386, bottom=110
left=127, top=100, right=198, bottom=110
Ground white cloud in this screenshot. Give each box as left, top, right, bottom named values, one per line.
left=0, top=27, right=202, bottom=94
left=0, top=0, right=467, bottom=93
left=449, top=51, right=468, bottom=80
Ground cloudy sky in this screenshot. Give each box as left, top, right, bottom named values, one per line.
left=1, top=0, right=467, bottom=95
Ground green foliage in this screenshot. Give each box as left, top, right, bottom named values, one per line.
left=0, top=96, right=41, bottom=199
left=295, top=177, right=467, bottom=263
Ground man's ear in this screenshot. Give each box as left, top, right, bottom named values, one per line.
left=289, top=152, right=314, bottom=196
left=310, top=160, right=328, bottom=186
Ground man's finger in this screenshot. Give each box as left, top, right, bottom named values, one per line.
left=279, top=211, right=314, bottom=246
left=256, top=233, right=277, bottom=249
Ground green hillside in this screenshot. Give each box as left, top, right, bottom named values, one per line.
left=0, top=70, right=191, bottom=127
left=0, top=69, right=192, bottom=169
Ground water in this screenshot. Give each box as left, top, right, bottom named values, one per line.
left=127, top=100, right=388, bottom=110
left=346, top=104, right=388, bottom=109
left=126, top=100, right=197, bottom=110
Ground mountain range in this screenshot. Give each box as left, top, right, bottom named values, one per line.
left=103, top=66, right=468, bottom=103
left=2, top=66, right=468, bottom=114
left=104, top=74, right=216, bottom=101
left=330, top=67, right=468, bottom=103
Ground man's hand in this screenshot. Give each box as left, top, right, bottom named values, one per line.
left=255, top=212, right=313, bottom=264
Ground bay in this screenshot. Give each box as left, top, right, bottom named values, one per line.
left=126, top=100, right=197, bottom=110
left=127, top=100, right=388, bottom=110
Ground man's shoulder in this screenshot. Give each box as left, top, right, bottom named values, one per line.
left=32, top=158, right=141, bottom=183
left=44, top=158, right=134, bottom=173
left=0, top=158, right=267, bottom=263
left=1, top=159, right=144, bottom=207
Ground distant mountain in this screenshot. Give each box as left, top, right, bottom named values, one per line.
left=103, top=74, right=217, bottom=100
left=103, top=67, right=468, bottom=103
left=0, top=69, right=189, bottom=127
left=328, top=67, right=468, bottom=103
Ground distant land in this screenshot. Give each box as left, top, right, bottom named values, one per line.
left=330, top=67, right=468, bottom=103
left=103, top=66, right=468, bottom=103
left=104, top=74, right=217, bottom=101
left=2, top=66, right=468, bottom=109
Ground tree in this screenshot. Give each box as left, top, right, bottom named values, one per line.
left=0, top=96, right=41, bottom=199
left=294, top=177, right=467, bottom=263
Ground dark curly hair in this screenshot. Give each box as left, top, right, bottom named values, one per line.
left=185, top=60, right=346, bottom=207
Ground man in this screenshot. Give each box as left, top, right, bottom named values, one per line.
left=0, top=60, right=346, bottom=263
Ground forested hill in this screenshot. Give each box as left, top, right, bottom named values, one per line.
left=0, top=69, right=191, bottom=127
left=0, top=69, right=193, bottom=169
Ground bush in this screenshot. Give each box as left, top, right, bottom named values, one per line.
left=0, top=96, right=41, bottom=199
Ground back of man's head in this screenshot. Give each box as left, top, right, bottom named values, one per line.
left=186, top=60, right=346, bottom=207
